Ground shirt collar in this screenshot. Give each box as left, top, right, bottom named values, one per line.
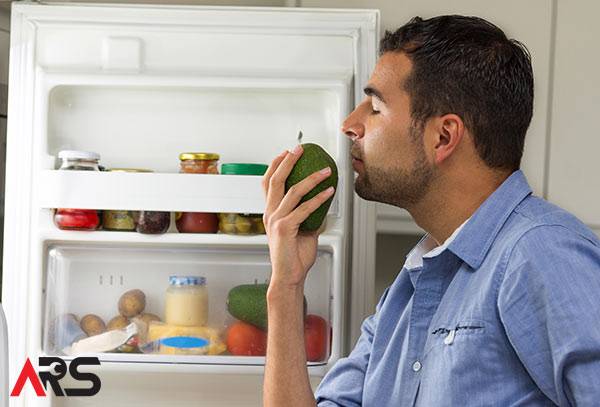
left=404, top=218, right=469, bottom=271
left=447, top=170, right=532, bottom=269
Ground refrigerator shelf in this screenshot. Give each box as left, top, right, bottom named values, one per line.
left=35, top=169, right=341, bottom=218
left=41, top=244, right=337, bottom=372
left=38, top=226, right=342, bottom=249
left=36, top=169, right=266, bottom=213
left=38, top=351, right=330, bottom=376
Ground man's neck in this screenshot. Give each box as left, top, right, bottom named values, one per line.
left=408, top=169, right=512, bottom=244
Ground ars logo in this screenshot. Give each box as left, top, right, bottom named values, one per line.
left=10, top=357, right=101, bottom=397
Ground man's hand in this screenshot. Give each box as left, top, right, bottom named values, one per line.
left=262, top=144, right=335, bottom=289
left=262, top=144, right=334, bottom=407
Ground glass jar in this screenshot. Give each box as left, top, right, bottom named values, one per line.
left=176, top=152, right=220, bottom=233
left=103, top=168, right=152, bottom=231
left=165, top=276, right=208, bottom=327
left=54, top=150, right=101, bottom=231
left=218, top=163, right=268, bottom=235
left=137, top=211, right=171, bottom=234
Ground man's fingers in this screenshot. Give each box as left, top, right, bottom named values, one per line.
left=273, top=167, right=332, bottom=219
left=285, top=186, right=335, bottom=229
left=264, top=145, right=304, bottom=217
left=262, top=150, right=288, bottom=199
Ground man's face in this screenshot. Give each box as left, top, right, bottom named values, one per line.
left=343, top=52, right=435, bottom=208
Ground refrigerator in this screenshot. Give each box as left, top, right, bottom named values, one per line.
left=1, top=2, right=379, bottom=406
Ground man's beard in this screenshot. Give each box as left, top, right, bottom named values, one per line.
left=354, top=129, right=434, bottom=208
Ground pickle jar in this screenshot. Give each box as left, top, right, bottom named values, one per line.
left=54, top=150, right=101, bottom=231
left=176, top=153, right=220, bottom=233
left=218, top=163, right=268, bottom=235
left=103, top=168, right=152, bottom=231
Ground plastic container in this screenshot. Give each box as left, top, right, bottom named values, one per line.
left=176, top=153, right=220, bottom=233
left=218, top=163, right=268, bottom=235
left=103, top=168, right=152, bottom=231
left=164, top=276, right=209, bottom=327
left=54, top=150, right=101, bottom=231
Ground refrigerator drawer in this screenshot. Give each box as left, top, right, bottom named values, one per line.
left=42, top=244, right=333, bottom=365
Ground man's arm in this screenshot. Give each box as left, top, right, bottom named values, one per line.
left=264, top=284, right=315, bottom=407
left=260, top=145, right=334, bottom=407
left=498, top=224, right=600, bottom=405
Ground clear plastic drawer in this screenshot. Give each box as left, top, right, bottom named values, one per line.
left=43, top=244, right=332, bottom=365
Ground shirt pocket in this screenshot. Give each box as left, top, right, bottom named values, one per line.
left=423, top=319, right=487, bottom=358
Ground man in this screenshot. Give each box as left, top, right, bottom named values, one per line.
left=261, top=15, right=600, bottom=406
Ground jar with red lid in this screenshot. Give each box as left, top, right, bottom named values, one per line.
left=176, top=153, right=220, bottom=233
left=54, top=150, right=101, bottom=231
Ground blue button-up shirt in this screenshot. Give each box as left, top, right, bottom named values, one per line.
left=315, top=170, right=600, bottom=406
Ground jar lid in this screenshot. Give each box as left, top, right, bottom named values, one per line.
left=169, top=276, right=206, bottom=286
left=221, top=163, right=269, bottom=176
left=179, top=153, right=220, bottom=161
left=58, top=150, right=101, bottom=161
left=107, top=168, right=153, bottom=173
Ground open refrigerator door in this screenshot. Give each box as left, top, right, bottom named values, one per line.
left=2, top=2, right=378, bottom=406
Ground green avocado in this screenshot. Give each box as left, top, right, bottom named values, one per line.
left=227, top=283, right=307, bottom=330
left=285, top=143, right=338, bottom=232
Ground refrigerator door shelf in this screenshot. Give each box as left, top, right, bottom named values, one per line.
left=37, top=216, right=344, bottom=248
left=40, top=78, right=352, bottom=174
left=36, top=169, right=341, bottom=220
left=41, top=244, right=337, bottom=369
left=37, top=170, right=266, bottom=214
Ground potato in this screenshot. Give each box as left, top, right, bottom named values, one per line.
left=80, top=314, right=106, bottom=336
left=118, top=289, right=146, bottom=318
left=139, top=313, right=161, bottom=325
left=107, top=315, right=130, bottom=331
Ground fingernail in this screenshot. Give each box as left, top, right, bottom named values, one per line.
left=326, top=186, right=335, bottom=194
left=291, top=144, right=303, bottom=154
left=320, top=167, right=331, bottom=175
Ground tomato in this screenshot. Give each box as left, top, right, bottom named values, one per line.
left=226, top=321, right=267, bottom=356
left=304, top=314, right=328, bottom=362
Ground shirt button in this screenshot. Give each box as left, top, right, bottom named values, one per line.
left=412, top=361, right=422, bottom=372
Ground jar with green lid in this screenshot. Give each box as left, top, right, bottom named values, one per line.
left=218, top=163, right=268, bottom=235
left=103, top=168, right=152, bottom=231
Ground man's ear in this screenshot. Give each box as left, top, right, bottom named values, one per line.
left=430, top=114, right=465, bottom=165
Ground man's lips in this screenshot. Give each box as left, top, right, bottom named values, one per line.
left=351, top=156, right=363, bottom=171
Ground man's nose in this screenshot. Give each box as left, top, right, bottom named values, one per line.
left=341, top=109, right=365, bottom=141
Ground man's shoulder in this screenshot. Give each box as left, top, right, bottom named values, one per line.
left=506, top=194, right=600, bottom=248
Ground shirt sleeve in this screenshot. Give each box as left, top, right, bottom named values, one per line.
left=498, top=224, right=600, bottom=406
left=314, top=287, right=390, bottom=407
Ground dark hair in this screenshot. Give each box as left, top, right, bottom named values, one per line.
left=380, top=15, right=534, bottom=171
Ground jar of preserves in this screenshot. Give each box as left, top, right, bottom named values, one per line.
left=165, top=276, right=208, bottom=327
left=179, top=153, right=219, bottom=174
left=218, top=163, right=268, bottom=235
left=103, top=168, right=152, bottom=231
left=137, top=211, right=171, bottom=234
left=176, top=152, right=220, bottom=234
left=54, top=150, right=101, bottom=231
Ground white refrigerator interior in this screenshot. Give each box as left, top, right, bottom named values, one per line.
left=2, top=2, right=378, bottom=406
